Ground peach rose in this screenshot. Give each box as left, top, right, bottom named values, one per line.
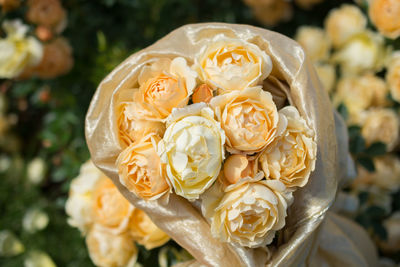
left=26, top=0, right=66, bottom=31
left=259, top=106, right=316, bottom=187
left=116, top=101, right=165, bottom=147
left=386, top=52, right=400, bottom=103
left=129, top=209, right=170, bottom=250
left=192, top=84, right=213, bottom=104
left=134, top=57, right=197, bottom=120
left=196, top=37, right=272, bottom=93
left=210, top=176, right=293, bottom=248
left=92, top=178, right=134, bottom=233
left=325, top=4, right=367, bottom=48
left=210, top=87, right=280, bottom=154
left=369, top=0, right=400, bottom=39
left=295, top=26, right=331, bottom=62
left=117, top=133, right=169, bottom=200
left=86, top=225, right=137, bottom=267
left=221, top=154, right=257, bottom=185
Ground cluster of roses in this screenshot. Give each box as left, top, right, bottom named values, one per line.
left=66, top=161, right=170, bottom=267
left=0, top=0, right=73, bottom=79
left=115, top=37, right=317, bottom=248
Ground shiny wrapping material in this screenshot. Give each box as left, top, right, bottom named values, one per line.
left=85, top=23, right=377, bottom=266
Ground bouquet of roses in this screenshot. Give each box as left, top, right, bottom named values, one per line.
left=86, top=23, right=370, bottom=266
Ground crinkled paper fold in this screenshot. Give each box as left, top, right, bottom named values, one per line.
left=85, top=23, right=377, bottom=266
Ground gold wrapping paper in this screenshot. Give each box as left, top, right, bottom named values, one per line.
left=85, top=23, right=377, bottom=266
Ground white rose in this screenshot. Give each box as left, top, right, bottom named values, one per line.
left=0, top=20, right=42, bottom=78
left=295, top=26, right=331, bottom=62
left=22, top=208, right=49, bottom=233
left=158, top=103, right=225, bottom=200
left=324, top=4, right=367, bottom=48
left=195, top=37, right=272, bottom=93
left=210, top=176, right=293, bottom=248
left=65, top=160, right=104, bottom=233
left=259, top=106, right=317, bottom=188
left=26, top=158, right=46, bottom=185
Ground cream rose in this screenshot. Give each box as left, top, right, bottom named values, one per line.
left=210, top=87, right=280, bottom=153
left=196, top=37, right=272, bottom=93
left=117, top=133, right=169, bottom=200
left=259, top=106, right=316, bottom=188
left=369, top=0, right=400, bottom=39
left=386, top=52, right=400, bottom=103
left=65, top=160, right=104, bottom=233
left=295, top=26, right=331, bottom=62
left=333, top=31, right=386, bottom=75
left=116, top=101, right=165, bottom=147
left=210, top=176, right=293, bottom=248
left=360, top=108, right=399, bottom=151
left=324, top=4, right=367, bottom=48
left=314, top=62, right=336, bottom=93
left=86, top=225, right=138, bottom=267
left=0, top=20, right=42, bottom=78
left=92, top=177, right=134, bottom=233
left=158, top=103, right=225, bottom=200
left=129, top=209, right=170, bottom=250
left=134, top=57, right=197, bottom=120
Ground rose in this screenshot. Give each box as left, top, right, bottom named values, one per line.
left=196, top=37, right=272, bottom=93
left=158, top=103, right=225, bottom=200
left=386, top=53, right=400, bottom=103
left=324, top=4, right=367, bottom=48
left=295, top=26, right=331, bottom=62
left=116, top=101, right=165, bottom=147
left=221, top=154, right=256, bottom=185
left=26, top=0, right=66, bottom=31
left=259, top=106, right=317, bottom=188
left=134, top=57, right=197, bottom=120
left=65, top=160, right=104, bottom=233
left=244, top=0, right=293, bottom=27
left=332, top=31, right=386, bottom=75
left=129, top=209, right=170, bottom=250
left=360, top=108, right=399, bottom=151
left=192, top=84, right=213, bottom=104
left=86, top=225, right=138, bottom=267
left=0, top=0, right=20, bottom=12
left=314, top=62, right=336, bottom=93
left=369, top=0, right=400, bottom=39
left=210, top=176, right=292, bottom=248
left=92, top=177, right=134, bottom=233
left=0, top=20, right=42, bottom=79
left=117, top=134, right=169, bottom=200
left=210, top=87, right=280, bottom=154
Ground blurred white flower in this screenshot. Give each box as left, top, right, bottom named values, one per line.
left=0, top=230, right=24, bottom=257
left=24, top=250, right=56, bottom=267
left=0, top=19, right=43, bottom=78
left=23, top=208, right=49, bottom=233
left=27, top=158, right=46, bottom=184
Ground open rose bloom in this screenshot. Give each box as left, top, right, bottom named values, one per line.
left=86, top=23, right=378, bottom=266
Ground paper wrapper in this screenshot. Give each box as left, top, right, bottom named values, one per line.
left=85, top=23, right=377, bottom=266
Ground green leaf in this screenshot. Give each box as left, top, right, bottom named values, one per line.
left=350, top=136, right=366, bottom=154
left=357, top=157, right=375, bottom=172
left=348, top=125, right=361, bottom=139
left=337, top=103, right=349, bottom=121
left=373, top=222, right=388, bottom=241
left=365, top=206, right=387, bottom=218
left=364, top=142, right=387, bottom=157
left=358, top=191, right=369, bottom=206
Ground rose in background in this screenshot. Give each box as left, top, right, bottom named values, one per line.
left=66, top=160, right=170, bottom=267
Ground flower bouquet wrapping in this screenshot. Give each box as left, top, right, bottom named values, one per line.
left=86, top=23, right=377, bottom=266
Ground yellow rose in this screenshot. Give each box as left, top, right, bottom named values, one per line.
left=295, top=26, right=331, bottom=62
left=210, top=176, right=292, bottom=248
left=0, top=20, right=43, bottom=78
left=222, top=154, right=256, bottom=185
left=314, top=62, right=336, bottom=93
left=86, top=225, right=138, bottom=267
left=259, top=106, right=316, bottom=188
left=134, top=57, right=197, bottom=120
left=196, top=37, right=272, bottom=93
left=65, top=160, right=104, bottom=233
left=333, top=31, right=386, bottom=75
left=325, top=4, right=367, bottom=48
left=210, top=87, right=280, bottom=154
left=117, top=134, right=169, bottom=200
left=360, top=108, right=399, bottom=151
left=369, top=0, right=400, bottom=39
left=92, top=177, right=134, bottom=233
left=386, top=52, right=400, bottom=103
left=116, top=101, right=165, bottom=147
left=158, top=103, right=225, bottom=200
left=129, top=209, right=170, bottom=250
